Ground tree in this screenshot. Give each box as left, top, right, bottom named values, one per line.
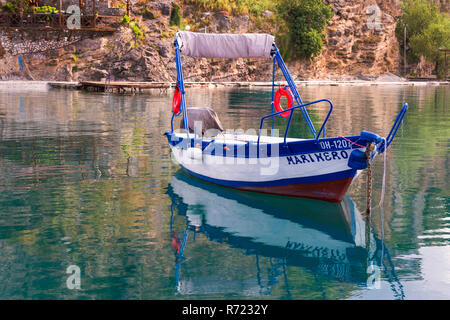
left=396, top=0, right=440, bottom=42
left=277, top=0, right=333, bottom=60
left=409, top=17, right=450, bottom=77
left=396, top=0, right=450, bottom=77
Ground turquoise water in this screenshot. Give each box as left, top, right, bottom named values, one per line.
left=0, top=84, right=448, bottom=299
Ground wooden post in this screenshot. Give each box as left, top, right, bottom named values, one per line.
left=403, top=25, right=407, bottom=76
left=58, top=0, right=62, bottom=27
left=445, top=51, right=447, bottom=81
left=126, top=0, right=130, bottom=16
left=438, top=48, right=448, bottom=81
left=19, top=0, right=23, bottom=26
left=92, top=0, right=96, bottom=27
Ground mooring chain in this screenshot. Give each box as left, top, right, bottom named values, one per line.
left=365, top=143, right=375, bottom=216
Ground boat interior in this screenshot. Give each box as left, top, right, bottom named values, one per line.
left=173, top=107, right=305, bottom=145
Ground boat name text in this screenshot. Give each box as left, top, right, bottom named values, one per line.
left=286, top=150, right=349, bottom=165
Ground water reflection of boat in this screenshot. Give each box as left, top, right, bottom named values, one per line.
left=167, top=171, right=398, bottom=297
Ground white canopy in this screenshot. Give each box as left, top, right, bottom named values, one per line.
left=175, top=31, right=275, bottom=59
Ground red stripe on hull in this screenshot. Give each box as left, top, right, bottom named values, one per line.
left=235, top=177, right=354, bottom=202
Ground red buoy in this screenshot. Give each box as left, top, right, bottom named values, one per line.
left=274, top=87, right=294, bottom=118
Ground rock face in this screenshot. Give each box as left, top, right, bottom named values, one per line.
left=0, top=0, right=403, bottom=81
left=296, top=0, right=402, bottom=79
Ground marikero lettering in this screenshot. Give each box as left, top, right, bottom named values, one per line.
left=286, top=150, right=349, bottom=165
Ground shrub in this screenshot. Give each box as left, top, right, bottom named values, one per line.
left=130, top=22, right=143, bottom=39
left=170, top=3, right=181, bottom=27
left=121, top=14, right=130, bottom=24
left=33, top=6, right=57, bottom=13
left=276, top=0, right=333, bottom=60
left=183, top=0, right=274, bottom=17
left=396, top=0, right=450, bottom=77
left=2, top=0, right=30, bottom=13
left=2, top=2, right=17, bottom=12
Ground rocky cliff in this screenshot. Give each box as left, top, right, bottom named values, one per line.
left=0, top=0, right=404, bottom=81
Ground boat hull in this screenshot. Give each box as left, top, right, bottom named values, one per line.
left=236, top=177, right=354, bottom=202
left=178, top=164, right=354, bottom=202
left=167, top=132, right=366, bottom=202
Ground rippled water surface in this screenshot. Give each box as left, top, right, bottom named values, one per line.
left=0, top=83, right=448, bottom=299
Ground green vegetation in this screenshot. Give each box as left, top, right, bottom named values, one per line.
left=2, top=0, right=29, bottom=13
left=33, top=6, right=57, bottom=14
left=2, top=2, right=57, bottom=14
left=396, top=0, right=450, bottom=78
left=129, top=22, right=144, bottom=39
left=170, top=3, right=181, bottom=26
left=121, top=14, right=130, bottom=24
left=112, top=2, right=126, bottom=9
left=276, top=0, right=333, bottom=60
left=2, top=2, right=17, bottom=12
left=184, top=0, right=275, bottom=16
left=121, top=14, right=145, bottom=47
left=139, top=7, right=162, bottom=20
left=182, top=0, right=332, bottom=60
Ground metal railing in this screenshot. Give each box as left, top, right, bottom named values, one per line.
left=386, top=103, right=408, bottom=148
left=257, top=98, right=333, bottom=147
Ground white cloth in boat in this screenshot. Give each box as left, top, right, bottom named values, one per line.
left=175, top=31, right=275, bottom=59
left=180, top=107, right=224, bottom=137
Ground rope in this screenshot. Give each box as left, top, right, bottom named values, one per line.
left=372, top=138, right=387, bottom=209
left=373, top=138, right=387, bottom=210
left=338, top=136, right=366, bottom=148
left=365, top=138, right=387, bottom=215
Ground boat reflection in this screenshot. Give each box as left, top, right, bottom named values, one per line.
left=167, top=171, right=403, bottom=298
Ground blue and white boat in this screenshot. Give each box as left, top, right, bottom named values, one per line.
left=165, top=32, right=408, bottom=202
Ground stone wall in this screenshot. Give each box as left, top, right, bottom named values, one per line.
left=294, top=0, right=402, bottom=79
left=0, top=0, right=404, bottom=81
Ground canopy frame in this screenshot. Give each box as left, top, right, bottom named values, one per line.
left=171, top=32, right=334, bottom=146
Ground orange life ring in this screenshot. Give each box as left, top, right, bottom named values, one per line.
left=171, top=232, right=181, bottom=254
left=172, top=86, right=182, bottom=115
left=274, top=87, right=294, bottom=118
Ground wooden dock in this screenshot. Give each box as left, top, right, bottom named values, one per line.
left=48, top=81, right=277, bottom=93
left=80, top=81, right=174, bottom=93
left=47, top=79, right=450, bottom=93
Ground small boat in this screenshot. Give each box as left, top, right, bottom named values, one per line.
left=165, top=32, right=408, bottom=202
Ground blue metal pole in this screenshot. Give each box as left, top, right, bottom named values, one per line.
left=175, top=40, right=189, bottom=140
left=272, top=45, right=317, bottom=138
left=386, top=103, right=408, bottom=148
left=271, top=58, right=276, bottom=135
